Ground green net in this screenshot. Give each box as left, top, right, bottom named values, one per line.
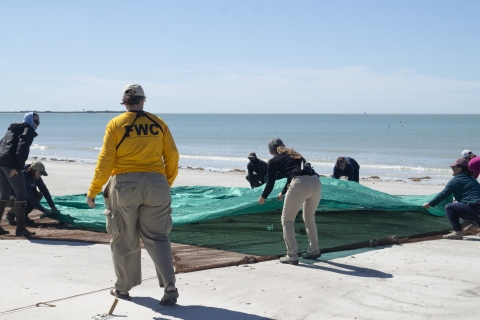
left=41, top=177, right=452, bottom=255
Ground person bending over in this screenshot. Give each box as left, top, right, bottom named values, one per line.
left=258, top=137, right=322, bottom=265
left=0, top=112, right=40, bottom=236
left=333, top=157, right=360, bottom=182
left=86, top=84, right=180, bottom=305
left=422, top=158, right=480, bottom=240
left=5, top=161, right=57, bottom=226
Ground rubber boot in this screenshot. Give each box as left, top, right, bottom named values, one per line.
left=14, top=201, right=36, bottom=237
left=5, top=207, right=17, bottom=226
left=0, top=200, right=9, bottom=235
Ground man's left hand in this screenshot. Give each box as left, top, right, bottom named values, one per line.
left=258, top=196, right=265, bottom=204
left=422, top=203, right=431, bottom=210
left=86, top=196, right=96, bottom=208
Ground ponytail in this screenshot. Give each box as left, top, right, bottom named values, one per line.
left=276, top=146, right=302, bottom=160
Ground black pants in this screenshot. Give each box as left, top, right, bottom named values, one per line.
left=0, top=166, right=27, bottom=201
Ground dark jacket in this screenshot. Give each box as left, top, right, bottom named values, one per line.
left=10, top=165, right=55, bottom=212
left=0, top=123, right=37, bottom=171
left=429, top=173, right=480, bottom=207
left=262, top=154, right=317, bottom=199
left=333, top=157, right=360, bottom=181
left=247, top=158, right=268, bottom=187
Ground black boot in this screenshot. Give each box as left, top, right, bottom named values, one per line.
left=14, top=201, right=36, bottom=237
left=0, top=200, right=9, bottom=235
left=5, top=208, right=16, bottom=226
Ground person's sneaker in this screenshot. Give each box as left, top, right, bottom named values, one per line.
left=301, top=252, right=321, bottom=260
left=442, top=231, right=463, bottom=240
left=279, top=256, right=299, bottom=265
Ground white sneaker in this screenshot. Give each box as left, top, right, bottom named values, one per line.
left=442, top=231, right=463, bottom=240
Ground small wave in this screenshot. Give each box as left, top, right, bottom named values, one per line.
left=180, top=155, right=244, bottom=162
left=30, top=144, right=48, bottom=150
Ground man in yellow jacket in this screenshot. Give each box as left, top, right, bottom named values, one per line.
left=86, top=83, right=180, bottom=305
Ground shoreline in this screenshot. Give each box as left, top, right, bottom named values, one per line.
left=34, top=159, right=445, bottom=196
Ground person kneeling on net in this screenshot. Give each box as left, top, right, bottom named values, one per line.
left=258, top=138, right=321, bottom=265
left=422, top=158, right=480, bottom=240
left=332, top=157, right=360, bottom=182
left=5, top=161, right=58, bottom=226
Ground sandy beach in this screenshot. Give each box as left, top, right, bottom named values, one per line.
left=3, top=160, right=479, bottom=320
left=40, top=160, right=444, bottom=196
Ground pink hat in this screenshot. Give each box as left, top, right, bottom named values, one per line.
left=450, top=158, right=469, bottom=167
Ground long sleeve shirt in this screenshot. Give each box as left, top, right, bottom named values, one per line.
left=247, top=159, right=268, bottom=188
left=10, top=168, right=55, bottom=212
left=429, top=173, right=480, bottom=207
left=88, top=111, right=179, bottom=198
left=262, top=154, right=316, bottom=199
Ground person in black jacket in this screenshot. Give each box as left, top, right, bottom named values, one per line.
left=5, top=162, right=58, bottom=226
left=246, top=152, right=268, bottom=188
left=333, top=157, right=360, bottom=182
left=258, top=138, right=322, bottom=265
left=0, top=112, right=40, bottom=236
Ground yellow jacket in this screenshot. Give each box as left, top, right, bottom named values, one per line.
left=87, top=111, right=179, bottom=197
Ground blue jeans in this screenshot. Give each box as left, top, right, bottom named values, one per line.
left=444, top=202, right=480, bottom=231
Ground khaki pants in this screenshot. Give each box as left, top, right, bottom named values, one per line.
left=282, top=175, right=322, bottom=261
left=104, top=172, right=175, bottom=292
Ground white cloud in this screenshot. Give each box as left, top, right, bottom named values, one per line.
left=3, top=65, right=480, bottom=113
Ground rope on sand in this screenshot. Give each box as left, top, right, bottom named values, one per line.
left=0, top=276, right=159, bottom=316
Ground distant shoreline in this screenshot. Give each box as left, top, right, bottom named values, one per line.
left=0, top=111, right=123, bottom=113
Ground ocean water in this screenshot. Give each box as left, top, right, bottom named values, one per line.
left=1, top=113, right=479, bottom=184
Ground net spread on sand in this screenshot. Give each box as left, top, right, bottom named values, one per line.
left=41, top=177, right=452, bottom=256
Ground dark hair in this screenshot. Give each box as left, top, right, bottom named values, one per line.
left=33, top=112, right=39, bottom=118
left=120, top=89, right=145, bottom=106
left=336, top=157, right=347, bottom=167
left=26, top=166, right=36, bottom=180
left=459, top=165, right=475, bottom=176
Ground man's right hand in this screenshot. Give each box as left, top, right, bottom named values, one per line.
left=86, top=196, right=96, bottom=208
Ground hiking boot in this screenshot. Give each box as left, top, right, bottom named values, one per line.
left=279, top=256, right=299, bottom=265
left=301, top=252, right=321, bottom=260
left=160, top=285, right=179, bottom=305
left=443, top=231, right=463, bottom=240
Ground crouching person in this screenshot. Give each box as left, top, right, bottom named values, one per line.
left=86, top=84, right=180, bottom=305
left=423, top=158, right=480, bottom=239
left=6, top=161, right=57, bottom=225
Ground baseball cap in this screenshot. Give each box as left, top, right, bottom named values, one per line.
left=123, top=83, right=145, bottom=98
left=248, top=152, right=257, bottom=160
left=450, top=158, right=469, bottom=168
left=30, top=161, right=48, bottom=176
left=462, top=149, right=473, bottom=159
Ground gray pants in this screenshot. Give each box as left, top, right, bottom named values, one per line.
left=104, top=172, right=176, bottom=292
left=0, top=167, right=26, bottom=201
left=282, top=175, right=322, bottom=261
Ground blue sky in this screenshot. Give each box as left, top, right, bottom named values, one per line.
left=1, top=1, right=479, bottom=113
